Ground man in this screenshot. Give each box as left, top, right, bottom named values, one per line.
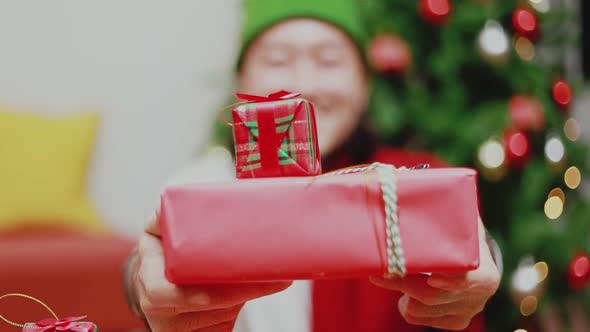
left=124, top=1, right=502, bottom=331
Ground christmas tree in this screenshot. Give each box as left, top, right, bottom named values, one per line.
left=362, top=0, right=590, bottom=330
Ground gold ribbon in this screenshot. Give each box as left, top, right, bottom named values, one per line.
left=0, top=293, right=59, bottom=328
left=218, top=100, right=249, bottom=127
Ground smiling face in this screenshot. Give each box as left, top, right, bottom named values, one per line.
left=238, top=18, right=370, bottom=157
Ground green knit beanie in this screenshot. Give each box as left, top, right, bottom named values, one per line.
left=237, top=0, right=368, bottom=70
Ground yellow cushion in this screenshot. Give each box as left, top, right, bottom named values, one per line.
left=0, top=110, right=103, bottom=231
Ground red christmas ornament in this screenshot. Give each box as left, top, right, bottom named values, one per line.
left=552, top=80, right=573, bottom=109
left=369, top=34, right=412, bottom=73
left=504, top=129, right=531, bottom=167
left=568, top=252, right=590, bottom=290
left=418, top=0, right=451, bottom=26
left=509, top=95, right=545, bottom=132
left=512, top=8, right=538, bottom=40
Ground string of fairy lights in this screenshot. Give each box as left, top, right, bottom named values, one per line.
left=471, top=0, right=587, bottom=327
left=367, top=1, right=588, bottom=327
left=475, top=0, right=582, bottom=224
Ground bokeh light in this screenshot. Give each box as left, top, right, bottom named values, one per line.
left=529, top=0, right=550, bottom=13
left=544, top=137, right=565, bottom=163
left=534, top=262, right=549, bottom=282
left=507, top=131, right=529, bottom=157
left=564, top=166, right=581, bottom=189
left=572, top=256, right=590, bottom=278
left=520, top=296, right=538, bottom=316
left=512, top=263, right=541, bottom=293
left=564, top=118, right=581, bottom=141
left=548, top=188, right=565, bottom=204
left=478, top=20, right=509, bottom=59
left=544, top=196, right=563, bottom=220
left=514, top=37, right=535, bottom=61
left=478, top=139, right=506, bottom=169
left=552, top=81, right=573, bottom=107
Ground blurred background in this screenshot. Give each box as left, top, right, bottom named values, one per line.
left=0, top=0, right=588, bottom=331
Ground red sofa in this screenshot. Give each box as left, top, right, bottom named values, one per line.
left=0, top=228, right=144, bottom=332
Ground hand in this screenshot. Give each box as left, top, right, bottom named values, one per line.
left=129, top=214, right=292, bottom=332
left=370, top=218, right=501, bottom=330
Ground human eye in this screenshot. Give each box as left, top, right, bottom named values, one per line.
left=316, top=47, right=345, bottom=67
left=261, top=47, right=291, bottom=67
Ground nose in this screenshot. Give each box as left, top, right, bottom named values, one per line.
left=285, top=59, right=321, bottom=100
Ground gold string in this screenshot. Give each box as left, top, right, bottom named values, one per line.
left=218, top=101, right=249, bottom=127
left=305, top=163, right=374, bottom=186
left=0, top=293, right=59, bottom=328
left=320, top=164, right=372, bottom=176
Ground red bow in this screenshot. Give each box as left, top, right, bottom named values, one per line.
left=235, top=90, right=301, bottom=103
left=23, top=316, right=95, bottom=332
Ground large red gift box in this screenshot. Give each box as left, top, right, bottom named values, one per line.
left=160, top=164, right=480, bottom=284
left=231, top=90, right=321, bottom=178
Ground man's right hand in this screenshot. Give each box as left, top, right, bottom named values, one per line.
left=127, top=215, right=292, bottom=332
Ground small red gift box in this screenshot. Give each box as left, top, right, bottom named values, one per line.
left=0, top=294, right=98, bottom=332
left=231, top=90, right=321, bottom=178
left=23, top=316, right=97, bottom=332
left=160, top=164, right=480, bottom=284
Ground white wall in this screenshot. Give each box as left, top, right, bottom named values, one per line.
left=0, top=1, right=241, bottom=236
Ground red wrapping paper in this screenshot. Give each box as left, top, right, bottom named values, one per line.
left=23, top=316, right=97, bottom=332
left=160, top=167, right=480, bottom=284
left=232, top=90, right=321, bottom=178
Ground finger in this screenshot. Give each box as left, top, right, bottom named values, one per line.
left=139, top=253, right=292, bottom=314
left=138, top=232, right=164, bottom=257
left=171, top=305, right=242, bottom=330
left=400, top=294, right=446, bottom=318
left=148, top=318, right=237, bottom=332
left=478, top=217, right=487, bottom=242
left=427, top=270, right=497, bottom=292
left=146, top=210, right=161, bottom=237
left=196, top=320, right=236, bottom=332
left=187, top=282, right=292, bottom=310
left=399, top=293, right=485, bottom=319
left=370, top=275, right=459, bottom=305
left=400, top=310, right=471, bottom=331
left=138, top=227, right=291, bottom=312
left=141, top=277, right=291, bottom=313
